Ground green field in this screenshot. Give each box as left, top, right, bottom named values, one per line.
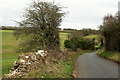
left=1, top=30, right=69, bottom=76
left=84, top=34, right=101, bottom=43
left=1, top=30, right=21, bottom=76
left=60, top=33, right=70, bottom=49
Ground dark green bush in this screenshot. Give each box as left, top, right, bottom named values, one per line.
left=79, top=38, right=95, bottom=50
left=78, top=38, right=85, bottom=49
left=64, top=40, right=72, bottom=48
left=64, top=39, right=78, bottom=51
left=64, top=38, right=95, bottom=51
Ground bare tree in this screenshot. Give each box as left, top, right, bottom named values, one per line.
left=100, top=14, right=120, bottom=52
left=14, top=1, right=65, bottom=53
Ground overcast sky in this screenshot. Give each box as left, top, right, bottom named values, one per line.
left=0, top=0, right=119, bottom=30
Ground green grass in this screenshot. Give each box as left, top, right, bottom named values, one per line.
left=1, top=30, right=95, bottom=78
left=1, top=30, right=69, bottom=77
left=84, top=34, right=103, bottom=44
left=84, top=34, right=101, bottom=43
left=54, top=50, right=94, bottom=78
left=26, top=59, right=73, bottom=78
left=84, top=34, right=98, bottom=39
left=59, top=33, right=70, bottom=49
left=2, top=30, right=20, bottom=59
left=24, top=50, right=93, bottom=78
left=0, top=30, right=14, bottom=32
left=54, top=58, right=74, bottom=78
left=98, top=51, right=120, bottom=62
left=2, top=59, right=17, bottom=76
left=2, top=30, right=20, bottom=77
left=58, top=50, right=94, bottom=78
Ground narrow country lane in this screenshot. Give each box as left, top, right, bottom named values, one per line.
left=76, top=52, right=119, bottom=78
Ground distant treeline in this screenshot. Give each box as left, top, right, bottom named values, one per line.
left=77, top=28, right=101, bottom=36
left=0, top=26, right=20, bottom=30
left=0, top=26, right=100, bottom=35
left=61, top=28, right=101, bottom=35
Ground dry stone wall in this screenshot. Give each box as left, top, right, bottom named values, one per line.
left=4, top=50, right=48, bottom=78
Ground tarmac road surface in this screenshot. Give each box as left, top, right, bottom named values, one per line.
left=76, top=52, right=119, bottom=78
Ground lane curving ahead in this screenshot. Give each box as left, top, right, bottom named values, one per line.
left=76, top=52, right=119, bottom=78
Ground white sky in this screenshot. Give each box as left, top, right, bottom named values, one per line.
left=0, top=0, right=119, bottom=30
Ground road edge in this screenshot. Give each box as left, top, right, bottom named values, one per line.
left=72, top=52, right=87, bottom=78
left=97, top=53, right=120, bottom=64
left=72, top=54, right=78, bottom=78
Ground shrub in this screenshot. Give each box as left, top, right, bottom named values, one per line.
left=81, top=38, right=95, bottom=50
left=64, top=38, right=95, bottom=51
left=78, top=38, right=85, bottom=49
left=100, top=14, right=120, bottom=52
left=64, top=40, right=72, bottom=48
left=64, top=31, right=95, bottom=51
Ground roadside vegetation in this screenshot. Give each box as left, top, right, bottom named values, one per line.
left=100, top=14, right=120, bottom=52
left=22, top=50, right=93, bottom=78
left=1, top=29, right=97, bottom=78
left=1, top=0, right=120, bottom=79
left=60, top=33, right=70, bottom=49
left=1, top=30, right=69, bottom=77
left=1, top=30, right=21, bottom=76
left=98, top=13, right=120, bottom=62
left=1, top=29, right=93, bottom=78
left=98, top=51, right=120, bottom=62
left=64, top=30, right=102, bottom=51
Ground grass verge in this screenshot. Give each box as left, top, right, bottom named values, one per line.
left=23, top=50, right=93, bottom=78
left=98, top=51, right=120, bottom=63
left=1, top=30, right=69, bottom=77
